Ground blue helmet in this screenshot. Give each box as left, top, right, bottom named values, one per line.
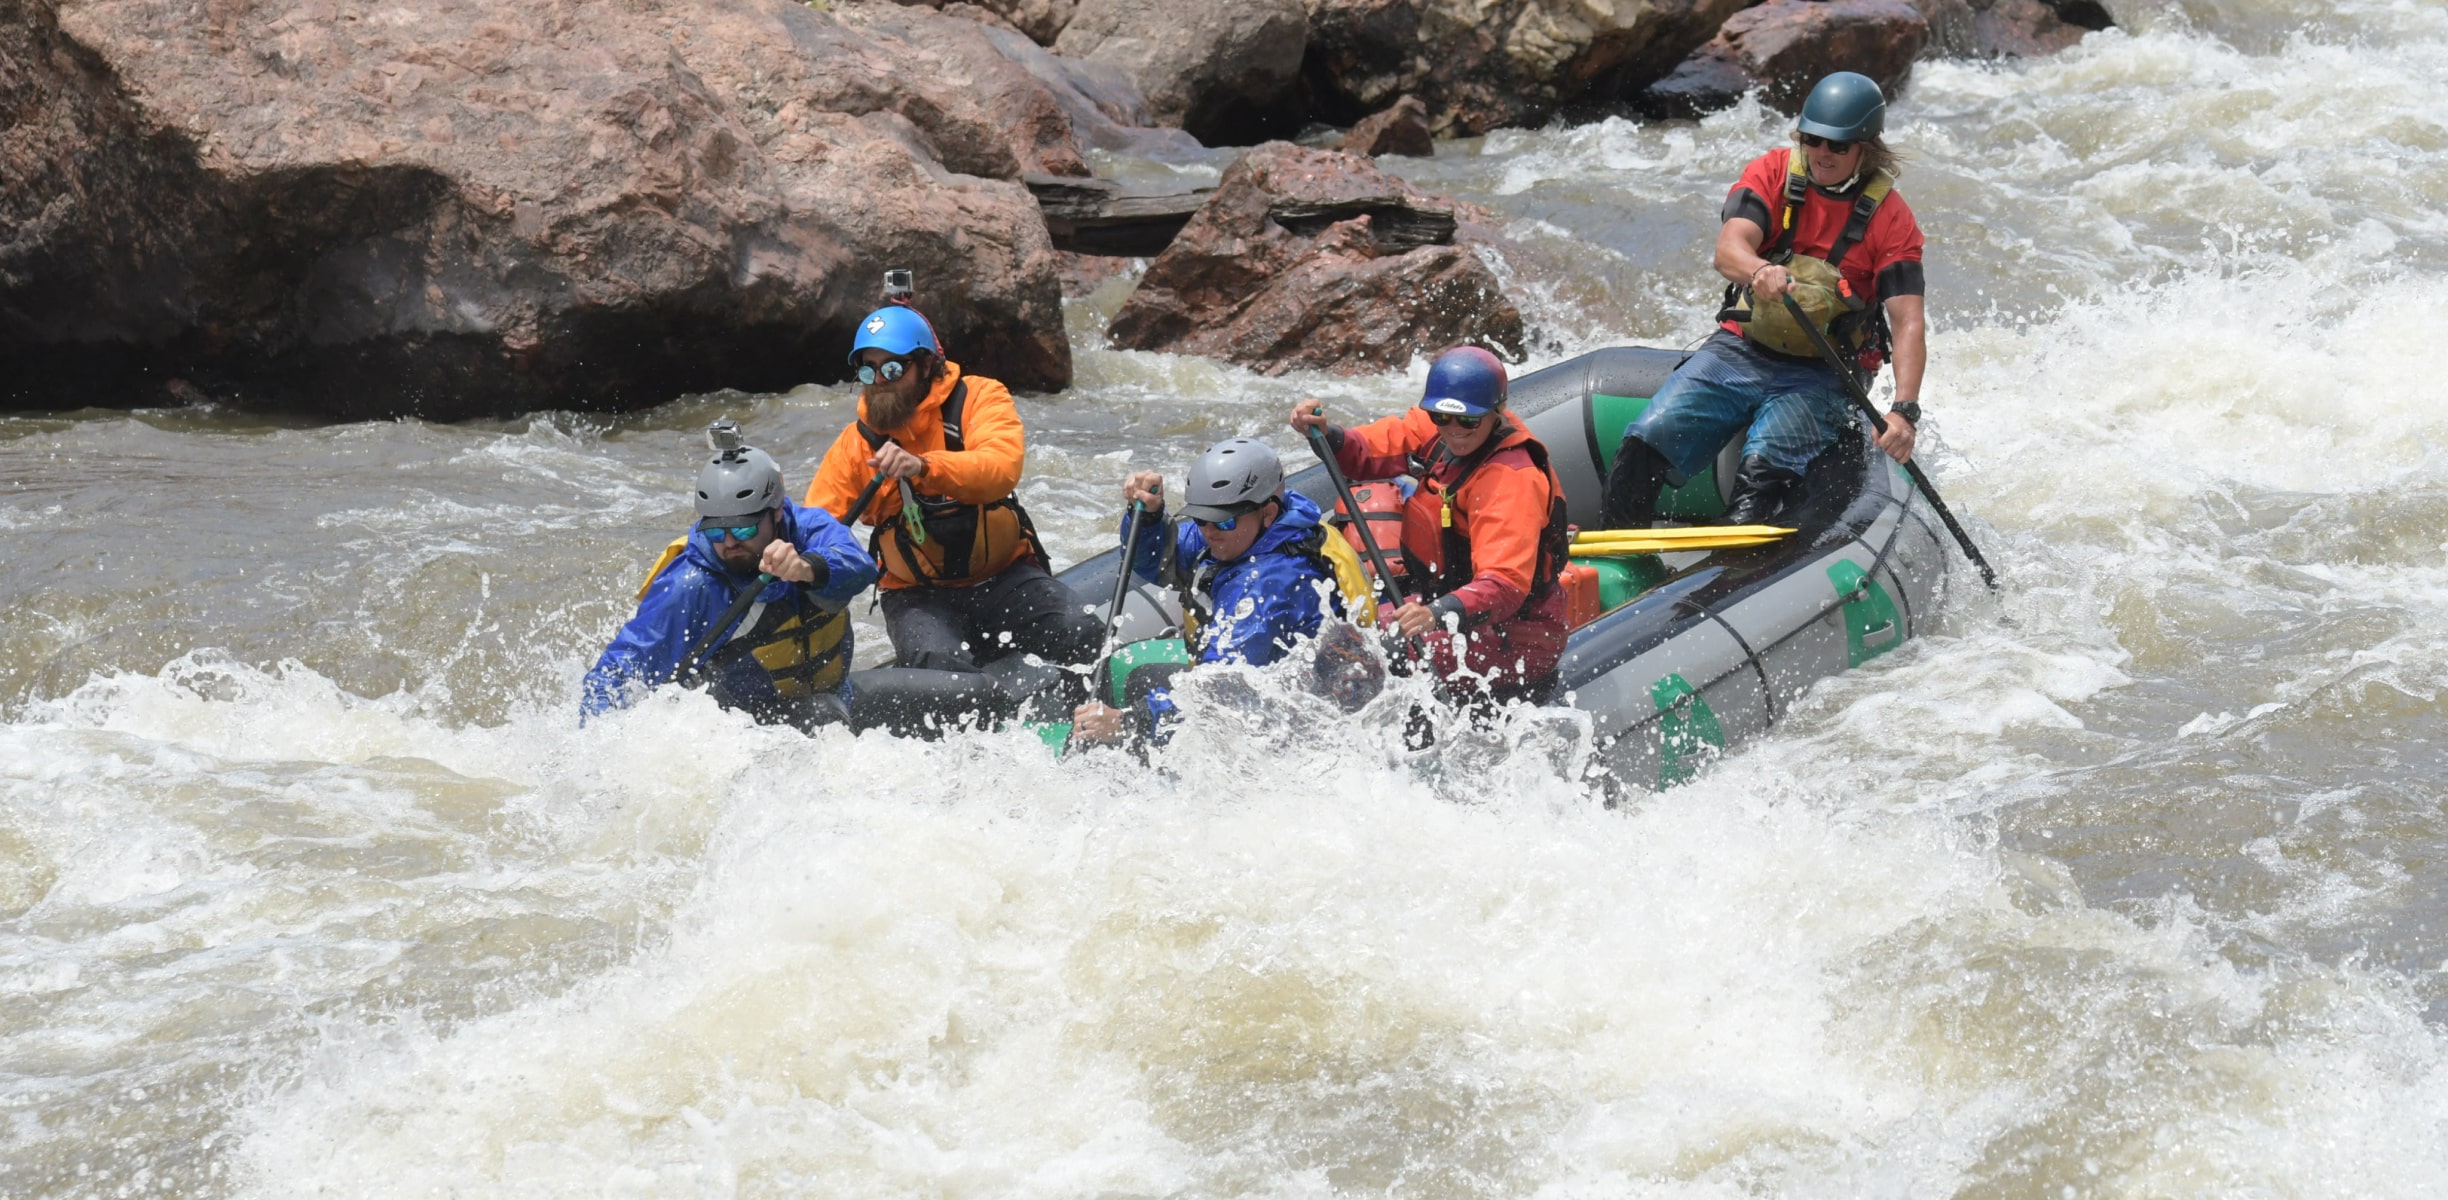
left=847, top=305, right=940, bottom=365
left=1416, top=346, right=1509, bottom=417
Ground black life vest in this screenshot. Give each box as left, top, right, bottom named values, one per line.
left=858, top=379, right=1049, bottom=588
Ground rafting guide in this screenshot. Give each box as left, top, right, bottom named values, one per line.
left=1069, top=438, right=1379, bottom=748
left=1603, top=71, right=1927, bottom=531
left=581, top=420, right=879, bottom=729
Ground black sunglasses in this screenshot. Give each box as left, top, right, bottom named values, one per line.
left=855, top=357, right=910, bottom=386
left=1798, top=133, right=1857, bottom=153
left=1426, top=411, right=1488, bottom=429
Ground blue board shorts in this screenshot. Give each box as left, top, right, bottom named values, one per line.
left=1623, top=331, right=1857, bottom=483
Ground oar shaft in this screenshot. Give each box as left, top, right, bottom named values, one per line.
left=1780, top=296, right=2000, bottom=591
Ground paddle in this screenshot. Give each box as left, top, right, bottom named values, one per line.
left=1572, top=536, right=1783, bottom=557
left=1575, top=525, right=1794, bottom=543
left=1780, top=294, right=2000, bottom=591
left=1302, top=419, right=1406, bottom=612
left=674, top=468, right=891, bottom=688
left=1102, top=497, right=1149, bottom=660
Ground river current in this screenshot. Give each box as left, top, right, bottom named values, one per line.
left=7, top=1, right=2448, bottom=1194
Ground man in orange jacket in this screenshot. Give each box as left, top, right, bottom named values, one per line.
left=1289, top=346, right=1571, bottom=709
left=805, top=304, right=1101, bottom=677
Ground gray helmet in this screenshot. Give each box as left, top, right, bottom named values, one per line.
left=1179, top=437, right=1284, bottom=523
left=693, top=418, right=786, bottom=519
left=1796, top=71, right=1886, bottom=143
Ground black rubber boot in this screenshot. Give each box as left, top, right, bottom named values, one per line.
left=1721, top=455, right=1803, bottom=526
left=1601, top=436, right=1675, bottom=529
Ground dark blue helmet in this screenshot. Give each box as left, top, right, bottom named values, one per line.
left=847, top=305, right=940, bottom=365
left=1417, top=346, right=1509, bottom=417
left=1796, top=72, right=1886, bottom=143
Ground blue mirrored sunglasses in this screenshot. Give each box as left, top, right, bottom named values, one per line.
left=699, top=520, right=761, bottom=543
left=855, top=358, right=909, bottom=386
left=1194, top=513, right=1242, bottom=532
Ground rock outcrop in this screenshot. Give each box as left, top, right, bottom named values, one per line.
left=1339, top=95, right=1434, bottom=158
left=1914, top=0, right=2113, bottom=57
left=881, top=0, right=1078, bottom=46
left=0, top=0, right=1103, bottom=417
left=1634, top=0, right=1930, bottom=119
left=1053, top=0, right=1309, bottom=146
left=1300, top=0, right=1749, bottom=136
left=1107, top=143, right=1523, bottom=375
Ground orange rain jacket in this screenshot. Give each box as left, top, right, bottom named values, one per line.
left=805, top=363, right=1033, bottom=590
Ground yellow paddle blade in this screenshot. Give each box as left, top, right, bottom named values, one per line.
left=1570, top=534, right=1784, bottom=556
left=1572, top=524, right=1795, bottom=543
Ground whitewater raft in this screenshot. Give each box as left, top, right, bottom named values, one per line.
left=1056, top=345, right=1959, bottom=789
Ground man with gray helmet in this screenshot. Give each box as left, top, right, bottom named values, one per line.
left=1603, top=70, right=1928, bottom=531
left=1070, top=437, right=1371, bottom=746
left=583, top=420, right=878, bottom=728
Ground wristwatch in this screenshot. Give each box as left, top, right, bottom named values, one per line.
left=1887, top=401, right=1922, bottom=427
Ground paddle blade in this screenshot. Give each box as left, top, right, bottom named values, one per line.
left=1573, top=525, right=1795, bottom=542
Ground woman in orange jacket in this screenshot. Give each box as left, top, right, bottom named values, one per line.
left=1289, top=346, right=1571, bottom=708
left=805, top=304, right=1100, bottom=676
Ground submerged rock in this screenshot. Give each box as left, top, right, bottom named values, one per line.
left=1913, top=0, right=2114, bottom=58
left=1300, top=0, right=1745, bottom=136
left=1635, top=0, right=1930, bottom=119
left=0, top=0, right=1098, bottom=417
left=1053, top=0, right=1310, bottom=146
left=1106, top=143, right=1523, bottom=375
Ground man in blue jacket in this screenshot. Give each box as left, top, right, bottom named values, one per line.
left=1070, top=437, right=1363, bottom=746
left=583, top=420, right=879, bottom=730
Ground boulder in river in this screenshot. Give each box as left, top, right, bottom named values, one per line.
left=1634, top=0, right=1930, bottom=119
left=1106, top=142, right=1524, bottom=375
left=1301, top=0, right=1750, bottom=136
left=1339, top=95, right=1435, bottom=158
left=0, top=0, right=1096, bottom=418
left=880, top=0, right=1079, bottom=46
left=1913, top=0, right=2114, bottom=57
left=1053, top=0, right=1310, bottom=146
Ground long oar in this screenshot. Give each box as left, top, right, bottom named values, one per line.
left=1303, top=422, right=1406, bottom=612
left=1782, top=295, right=1999, bottom=591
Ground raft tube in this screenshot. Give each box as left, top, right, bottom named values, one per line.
left=1058, top=345, right=1957, bottom=790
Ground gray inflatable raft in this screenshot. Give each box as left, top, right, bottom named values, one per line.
left=1061, top=345, right=1959, bottom=789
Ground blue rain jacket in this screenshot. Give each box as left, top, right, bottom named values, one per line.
left=582, top=499, right=878, bottom=718
left=1118, top=490, right=1337, bottom=735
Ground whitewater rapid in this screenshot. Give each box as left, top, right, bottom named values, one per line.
left=8, top=1, right=2448, bottom=1195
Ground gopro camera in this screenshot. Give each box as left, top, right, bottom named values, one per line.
left=705, top=417, right=747, bottom=456
left=882, top=268, right=914, bottom=305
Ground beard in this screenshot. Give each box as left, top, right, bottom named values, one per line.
left=861, top=375, right=926, bottom=431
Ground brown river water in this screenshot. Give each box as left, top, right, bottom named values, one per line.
left=7, top=0, right=2448, bottom=1194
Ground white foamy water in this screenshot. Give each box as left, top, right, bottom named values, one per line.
left=9, top=1, right=2448, bottom=1195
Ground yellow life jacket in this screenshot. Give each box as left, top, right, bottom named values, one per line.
left=1721, top=153, right=1896, bottom=360
left=634, top=537, right=851, bottom=698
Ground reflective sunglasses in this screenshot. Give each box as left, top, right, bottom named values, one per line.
left=855, top=357, right=910, bottom=386
left=699, top=519, right=762, bottom=543
left=1426, top=410, right=1488, bottom=429
left=1798, top=133, right=1856, bottom=153
left=1194, top=512, right=1246, bottom=533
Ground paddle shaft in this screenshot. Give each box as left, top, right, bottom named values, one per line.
left=1303, top=424, right=1407, bottom=611
left=1780, top=295, right=2000, bottom=591
left=1103, top=499, right=1146, bottom=657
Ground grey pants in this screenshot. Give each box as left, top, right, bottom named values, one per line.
left=878, top=560, right=1102, bottom=673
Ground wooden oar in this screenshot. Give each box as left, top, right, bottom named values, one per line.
left=1575, top=524, right=1795, bottom=543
